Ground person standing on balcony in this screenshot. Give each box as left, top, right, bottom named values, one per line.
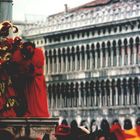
left=12, top=41, right=50, bottom=117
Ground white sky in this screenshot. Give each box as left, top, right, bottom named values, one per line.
left=13, top=0, right=91, bottom=21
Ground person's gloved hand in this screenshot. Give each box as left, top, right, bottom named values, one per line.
left=28, top=63, right=34, bottom=73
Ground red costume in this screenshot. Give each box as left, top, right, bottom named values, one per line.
left=24, top=48, right=50, bottom=117
left=12, top=47, right=50, bottom=117
left=0, top=70, right=16, bottom=117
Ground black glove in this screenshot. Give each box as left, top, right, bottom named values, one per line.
left=28, top=63, right=34, bottom=73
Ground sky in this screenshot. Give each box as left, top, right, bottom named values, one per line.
left=13, top=0, right=92, bottom=21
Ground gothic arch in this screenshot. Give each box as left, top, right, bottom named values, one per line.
left=91, top=43, right=95, bottom=49
left=90, top=81, right=94, bottom=90
left=76, top=45, right=80, bottom=52
left=128, top=78, right=133, bottom=85
left=117, top=79, right=121, bottom=87
left=72, top=46, right=75, bottom=54
left=124, top=38, right=128, bottom=46
left=67, top=47, right=70, bottom=55
left=85, top=81, right=89, bottom=91
left=112, top=40, right=116, bottom=47
left=129, top=37, right=134, bottom=45
left=118, top=39, right=122, bottom=46
left=75, top=82, right=79, bottom=91
left=49, top=50, right=52, bottom=56
left=86, top=44, right=90, bottom=50
left=48, top=84, right=52, bottom=94
left=112, top=79, right=116, bottom=88
left=53, top=49, right=56, bottom=56
left=80, top=82, right=84, bottom=90
left=62, top=48, right=66, bottom=55
left=102, top=42, right=105, bottom=48
left=58, top=48, right=61, bottom=55
left=102, top=42, right=106, bottom=58
left=96, top=42, right=100, bottom=49
left=95, top=80, right=100, bottom=92
left=107, top=41, right=111, bottom=47
left=81, top=45, right=85, bottom=52
left=101, top=80, right=105, bottom=96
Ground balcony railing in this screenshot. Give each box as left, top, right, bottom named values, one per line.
left=23, top=5, right=140, bottom=36
left=0, top=117, right=59, bottom=139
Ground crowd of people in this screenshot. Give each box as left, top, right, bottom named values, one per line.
left=0, top=20, right=50, bottom=117
left=53, top=118, right=140, bottom=140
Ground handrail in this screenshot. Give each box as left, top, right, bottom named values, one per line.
left=0, top=117, right=59, bottom=127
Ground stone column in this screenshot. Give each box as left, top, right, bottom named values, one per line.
left=100, top=49, right=103, bottom=68
left=122, top=47, right=125, bottom=66
left=128, top=46, right=130, bottom=65
left=118, top=87, right=121, bottom=106
left=138, top=85, right=140, bottom=105
left=52, top=57, right=54, bottom=74
left=85, top=51, right=87, bottom=70
left=55, top=91, right=58, bottom=108
left=80, top=53, right=82, bottom=71
left=95, top=50, right=97, bottom=69
left=106, top=49, right=108, bottom=67
left=58, top=56, right=61, bottom=73
left=121, top=86, right=124, bottom=105
left=119, top=86, right=123, bottom=105
left=61, top=55, right=64, bottom=73
left=132, top=86, right=136, bottom=105
left=109, top=85, right=113, bottom=106
left=0, top=0, right=13, bottom=22
left=133, top=45, right=137, bottom=65
left=90, top=51, right=93, bottom=69
left=136, top=45, right=139, bottom=64
left=64, top=56, right=66, bottom=72
left=47, top=56, right=50, bottom=74
left=111, top=48, right=114, bottom=66
left=53, top=56, right=56, bottom=74
left=139, top=45, right=140, bottom=64
left=104, top=87, right=107, bottom=106
left=94, top=89, right=97, bottom=106
left=126, top=82, right=130, bottom=105
left=115, top=86, right=118, bottom=106
left=75, top=53, right=78, bottom=71
left=70, top=55, right=73, bottom=72
left=56, top=55, right=59, bottom=73
left=60, top=90, right=62, bottom=108
left=79, top=88, right=82, bottom=106
left=99, top=91, right=102, bottom=107
left=65, top=55, right=68, bottom=72
left=82, top=54, right=85, bottom=70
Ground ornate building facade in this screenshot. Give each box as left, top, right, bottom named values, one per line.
left=23, top=0, right=140, bottom=128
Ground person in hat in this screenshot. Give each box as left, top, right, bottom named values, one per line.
left=123, top=118, right=136, bottom=140
left=70, top=120, right=90, bottom=140
left=54, top=124, right=71, bottom=140
left=123, top=119, right=133, bottom=130
left=100, top=119, right=117, bottom=140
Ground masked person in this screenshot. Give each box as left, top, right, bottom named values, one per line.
left=12, top=41, right=50, bottom=117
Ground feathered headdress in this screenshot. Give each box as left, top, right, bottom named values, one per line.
left=0, top=21, right=22, bottom=65
left=0, top=21, right=18, bottom=37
